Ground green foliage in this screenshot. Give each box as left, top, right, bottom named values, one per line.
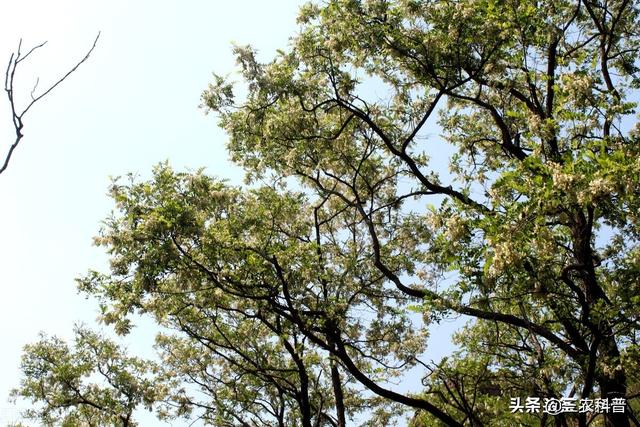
left=79, top=165, right=422, bottom=426
left=199, top=0, right=640, bottom=425
left=10, top=326, right=162, bottom=426
left=13, top=0, right=640, bottom=425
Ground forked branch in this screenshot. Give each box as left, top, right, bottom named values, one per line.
left=2, top=33, right=100, bottom=176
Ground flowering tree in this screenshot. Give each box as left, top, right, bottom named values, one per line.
left=13, top=0, right=640, bottom=426
left=10, top=326, right=161, bottom=426
left=201, top=1, right=640, bottom=425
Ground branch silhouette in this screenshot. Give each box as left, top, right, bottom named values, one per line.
left=2, top=33, right=100, bottom=176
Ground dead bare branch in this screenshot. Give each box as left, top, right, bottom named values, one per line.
left=1, top=32, right=100, bottom=176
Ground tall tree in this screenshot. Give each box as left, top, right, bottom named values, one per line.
left=201, top=0, right=640, bottom=425
left=10, top=326, right=162, bottom=426
left=80, top=167, right=416, bottom=426
left=14, top=0, right=640, bottom=425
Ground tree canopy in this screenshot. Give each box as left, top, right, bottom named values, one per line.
left=12, top=0, right=640, bottom=426
left=10, top=326, right=160, bottom=426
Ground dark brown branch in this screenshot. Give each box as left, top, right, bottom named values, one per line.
left=2, top=33, right=100, bottom=176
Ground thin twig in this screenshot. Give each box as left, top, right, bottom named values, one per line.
left=1, top=32, right=100, bottom=176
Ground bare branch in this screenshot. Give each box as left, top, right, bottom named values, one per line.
left=1, top=32, right=100, bottom=176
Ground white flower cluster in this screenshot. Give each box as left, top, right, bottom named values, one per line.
left=424, top=211, right=443, bottom=229
left=444, top=214, right=465, bottom=241
left=527, top=115, right=557, bottom=140
left=560, top=73, right=593, bottom=100
left=488, top=240, right=519, bottom=278
left=549, top=162, right=575, bottom=191
left=577, top=176, right=616, bottom=204
left=588, top=177, right=615, bottom=197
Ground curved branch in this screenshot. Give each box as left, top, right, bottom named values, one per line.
left=2, top=33, right=100, bottom=176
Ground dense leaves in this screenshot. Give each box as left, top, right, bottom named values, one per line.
left=200, top=0, right=640, bottom=425
left=10, top=327, right=161, bottom=426
left=80, top=166, right=425, bottom=426
left=13, top=0, right=640, bottom=426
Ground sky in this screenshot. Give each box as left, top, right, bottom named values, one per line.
left=0, top=2, right=463, bottom=425
left=0, top=1, right=305, bottom=424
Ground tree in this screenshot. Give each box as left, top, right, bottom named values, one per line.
left=80, top=167, right=411, bottom=426
left=201, top=1, right=640, bottom=425
left=2, top=34, right=99, bottom=176
left=14, top=0, right=640, bottom=425
left=10, top=326, right=162, bottom=426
